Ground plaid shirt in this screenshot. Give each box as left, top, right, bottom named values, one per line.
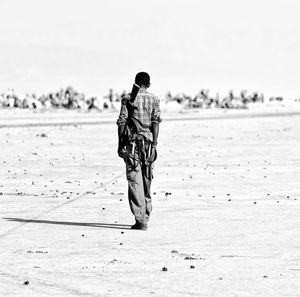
left=117, top=88, right=162, bottom=141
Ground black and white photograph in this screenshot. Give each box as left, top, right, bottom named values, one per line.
left=0, top=0, right=299, bottom=296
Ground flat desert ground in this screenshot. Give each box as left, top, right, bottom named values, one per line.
left=0, top=106, right=300, bottom=297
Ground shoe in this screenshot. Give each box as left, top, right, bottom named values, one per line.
left=130, top=221, right=139, bottom=229
left=131, top=221, right=147, bottom=230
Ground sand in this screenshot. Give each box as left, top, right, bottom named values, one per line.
left=0, top=107, right=300, bottom=297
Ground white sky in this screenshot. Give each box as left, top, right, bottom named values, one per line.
left=0, top=0, right=300, bottom=98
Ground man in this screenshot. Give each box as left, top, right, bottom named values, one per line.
left=117, top=72, right=161, bottom=230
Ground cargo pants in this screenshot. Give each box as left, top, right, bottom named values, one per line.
left=124, top=141, right=154, bottom=225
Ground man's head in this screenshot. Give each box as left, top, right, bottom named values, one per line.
left=135, top=72, right=150, bottom=88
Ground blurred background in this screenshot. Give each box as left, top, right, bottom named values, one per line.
left=0, top=0, right=299, bottom=99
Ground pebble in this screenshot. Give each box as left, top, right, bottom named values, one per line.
left=184, top=256, right=197, bottom=260
left=36, top=133, right=47, bottom=138
left=162, top=267, right=168, bottom=271
left=23, top=280, right=29, bottom=285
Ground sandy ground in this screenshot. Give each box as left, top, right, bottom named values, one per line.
left=0, top=107, right=300, bottom=297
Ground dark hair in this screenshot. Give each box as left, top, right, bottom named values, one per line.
left=135, top=72, right=150, bottom=87
left=130, top=72, right=150, bottom=102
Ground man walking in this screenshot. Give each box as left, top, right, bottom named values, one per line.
left=117, top=72, right=161, bottom=230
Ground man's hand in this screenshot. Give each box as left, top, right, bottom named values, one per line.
left=147, top=146, right=156, bottom=163
left=118, top=145, right=126, bottom=158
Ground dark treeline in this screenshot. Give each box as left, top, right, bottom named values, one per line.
left=166, top=89, right=285, bottom=109
left=0, top=86, right=287, bottom=111
left=0, top=86, right=119, bottom=110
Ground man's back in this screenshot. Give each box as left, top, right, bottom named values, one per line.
left=129, top=88, right=160, bottom=127
left=117, top=87, right=161, bottom=141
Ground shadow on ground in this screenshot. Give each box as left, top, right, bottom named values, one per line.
left=3, top=217, right=132, bottom=230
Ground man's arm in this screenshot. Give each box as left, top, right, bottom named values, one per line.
left=147, top=122, right=159, bottom=162
left=148, top=96, right=161, bottom=161
left=116, top=96, right=129, bottom=157
left=118, top=124, right=126, bottom=146
left=152, top=122, right=159, bottom=146
left=117, top=125, right=126, bottom=158
left=151, top=96, right=161, bottom=146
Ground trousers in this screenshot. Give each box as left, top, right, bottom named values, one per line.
left=124, top=141, right=153, bottom=224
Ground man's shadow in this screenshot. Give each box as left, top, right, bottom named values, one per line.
left=4, top=217, right=132, bottom=230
